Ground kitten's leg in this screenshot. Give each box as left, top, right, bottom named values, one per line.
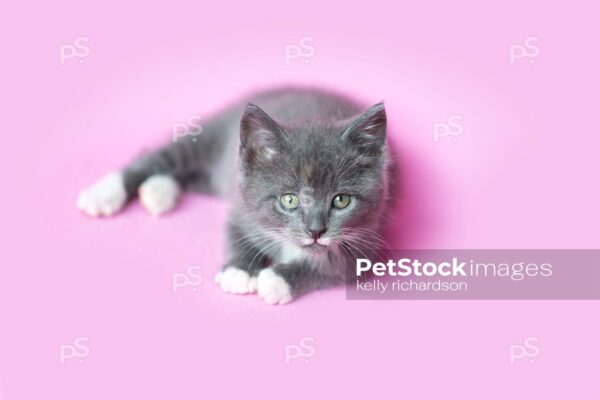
left=77, top=110, right=239, bottom=217
left=215, top=221, right=278, bottom=295
left=256, top=263, right=342, bottom=305
left=215, top=243, right=267, bottom=295
left=216, top=222, right=343, bottom=301
left=77, top=150, right=185, bottom=217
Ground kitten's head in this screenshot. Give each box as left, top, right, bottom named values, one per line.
left=238, top=102, right=389, bottom=258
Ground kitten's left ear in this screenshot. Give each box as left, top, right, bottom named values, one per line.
left=341, top=102, right=387, bottom=153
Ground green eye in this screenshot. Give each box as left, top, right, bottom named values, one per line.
left=280, top=194, right=300, bottom=210
left=332, top=194, right=351, bottom=209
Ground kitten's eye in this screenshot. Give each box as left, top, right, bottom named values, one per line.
left=280, top=194, right=300, bottom=210
left=332, top=194, right=351, bottom=209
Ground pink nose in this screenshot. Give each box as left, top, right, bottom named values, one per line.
left=309, top=229, right=326, bottom=241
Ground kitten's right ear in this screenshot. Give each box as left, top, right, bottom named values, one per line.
left=240, top=103, right=284, bottom=164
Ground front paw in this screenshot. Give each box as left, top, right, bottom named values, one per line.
left=256, top=268, right=293, bottom=305
left=215, top=267, right=257, bottom=294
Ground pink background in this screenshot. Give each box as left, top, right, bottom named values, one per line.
left=1, top=0, right=599, bottom=398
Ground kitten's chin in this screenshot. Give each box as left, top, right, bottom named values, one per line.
left=301, top=242, right=330, bottom=255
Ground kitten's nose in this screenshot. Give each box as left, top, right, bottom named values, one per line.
left=309, top=228, right=326, bottom=241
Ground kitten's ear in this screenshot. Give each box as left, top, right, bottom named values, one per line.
left=341, top=102, right=387, bottom=154
left=240, top=103, right=284, bottom=164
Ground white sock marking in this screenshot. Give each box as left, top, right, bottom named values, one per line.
left=257, top=268, right=292, bottom=305
left=215, top=267, right=256, bottom=294
left=138, top=175, right=181, bottom=216
left=77, top=172, right=127, bottom=217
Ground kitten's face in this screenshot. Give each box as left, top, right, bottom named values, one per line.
left=239, top=103, right=387, bottom=257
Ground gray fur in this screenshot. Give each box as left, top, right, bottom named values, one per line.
left=121, top=87, right=396, bottom=300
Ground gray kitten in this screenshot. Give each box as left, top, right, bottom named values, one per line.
left=78, top=87, right=395, bottom=304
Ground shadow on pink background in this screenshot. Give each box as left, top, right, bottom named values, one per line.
left=1, top=0, right=599, bottom=398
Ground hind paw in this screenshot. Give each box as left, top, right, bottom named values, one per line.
left=139, top=175, right=181, bottom=216
left=77, top=172, right=127, bottom=217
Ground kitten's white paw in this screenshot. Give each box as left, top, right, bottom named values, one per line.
left=257, top=268, right=292, bottom=305
left=215, top=267, right=257, bottom=294
left=138, top=175, right=180, bottom=216
left=77, top=172, right=127, bottom=217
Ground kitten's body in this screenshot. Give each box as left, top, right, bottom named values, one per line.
left=78, top=87, right=395, bottom=304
